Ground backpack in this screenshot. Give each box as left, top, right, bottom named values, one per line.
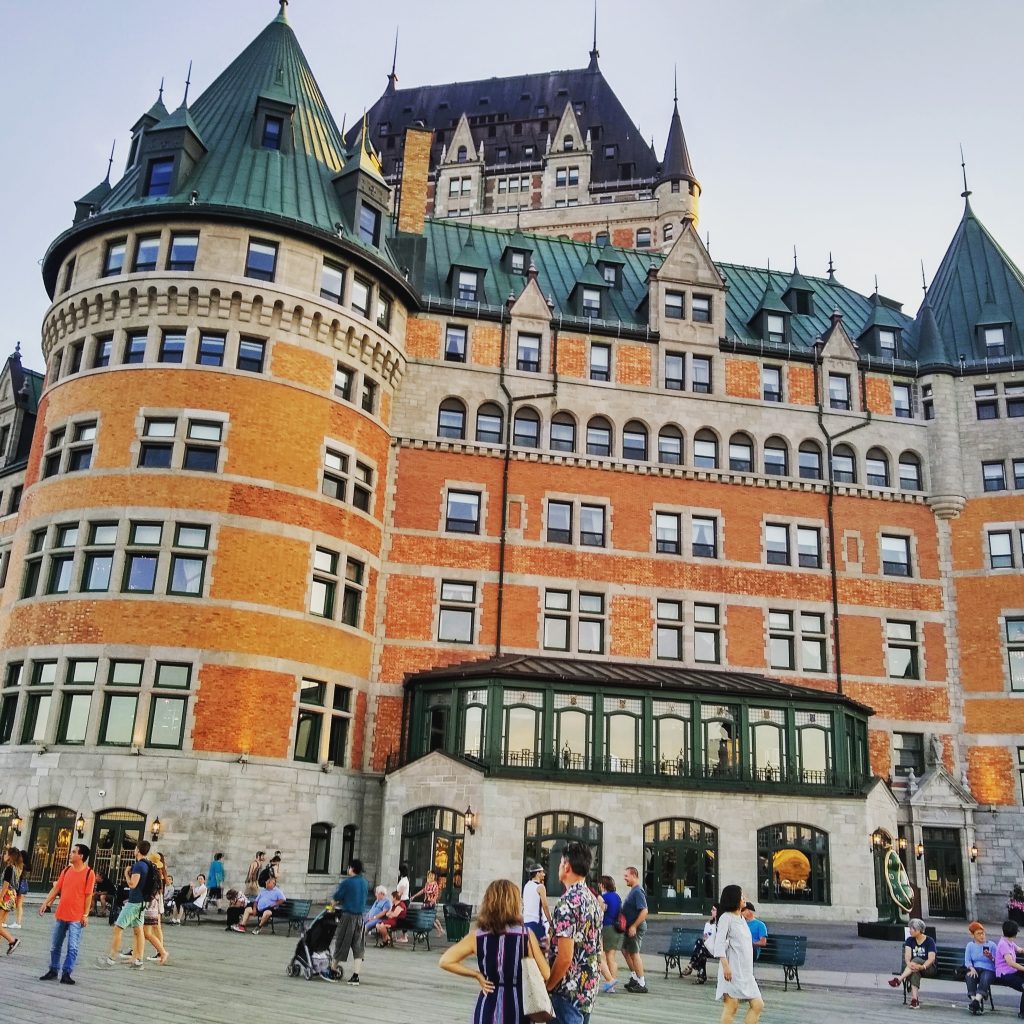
left=257, top=864, right=274, bottom=887
left=140, top=861, right=161, bottom=902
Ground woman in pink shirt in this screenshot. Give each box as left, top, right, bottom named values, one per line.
left=993, top=919, right=1024, bottom=1017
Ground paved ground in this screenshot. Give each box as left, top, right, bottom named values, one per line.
left=2, top=909, right=1018, bottom=1023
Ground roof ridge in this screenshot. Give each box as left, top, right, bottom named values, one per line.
left=380, top=66, right=598, bottom=96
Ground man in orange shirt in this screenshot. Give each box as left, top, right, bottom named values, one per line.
left=38, top=843, right=95, bottom=985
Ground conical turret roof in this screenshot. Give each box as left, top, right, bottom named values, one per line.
left=658, top=99, right=698, bottom=187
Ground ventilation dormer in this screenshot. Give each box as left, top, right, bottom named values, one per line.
left=782, top=262, right=815, bottom=316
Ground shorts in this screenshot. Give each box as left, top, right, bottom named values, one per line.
left=116, top=901, right=145, bottom=930
left=601, top=924, right=623, bottom=951
left=332, top=911, right=366, bottom=963
left=525, top=920, right=546, bottom=943
left=622, top=923, right=646, bottom=955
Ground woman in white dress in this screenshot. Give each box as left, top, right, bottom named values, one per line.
left=712, top=884, right=764, bottom=1024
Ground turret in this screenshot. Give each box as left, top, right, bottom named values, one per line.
left=653, top=73, right=700, bottom=246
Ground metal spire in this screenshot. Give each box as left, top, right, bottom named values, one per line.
left=158, top=77, right=164, bottom=103
left=920, top=260, right=928, bottom=293
left=278, top=0, right=289, bottom=19
left=960, top=144, right=972, bottom=200
left=588, top=1, right=600, bottom=69
left=793, top=244, right=798, bottom=271
left=182, top=60, right=193, bottom=106
left=105, top=140, right=116, bottom=183
left=387, top=27, right=399, bottom=91
left=874, top=274, right=879, bottom=295
left=673, top=65, right=678, bottom=107
left=826, top=253, right=837, bottom=282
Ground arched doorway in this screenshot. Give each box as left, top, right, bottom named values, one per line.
left=400, top=806, right=465, bottom=905
left=91, top=809, right=146, bottom=887
left=27, top=806, right=76, bottom=893
left=523, top=812, right=602, bottom=897
left=643, top=818, right=718, bottom=914
left=0, top=806, right=16, bottom=853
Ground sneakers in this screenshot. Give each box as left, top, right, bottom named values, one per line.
left=347, top=973, right=360, bottom=986
left=681, top=965, right=693, bottom=976
left=96, top=956, right=116, bottom=968
left=40, top=969, right=59, bottom=981
left=231, top=925, right=246, bottom=933
left=909, top=997, right=919, bottom=1009
left=9, top=922, right=22, bottom=929
left=319, top=971, right=337, bottom=983
left=118, top=951, right=133, bottom=960
left=6, top=938, right=20, bottom=956
left=60, top=974, right=76, bottom=985
left=600, top=981, right=617, bottom=994
left=887, top=977, right=902, bottom=988
left=146, top=955, right=162, bottom=962
left=624, top=979, right=648, bottom=994
left=252, top=927, right=261, bottom=936
left=126, top=959, right=144, bottom=970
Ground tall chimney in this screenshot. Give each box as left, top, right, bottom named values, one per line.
left=396, top=125, right=433, bottom=235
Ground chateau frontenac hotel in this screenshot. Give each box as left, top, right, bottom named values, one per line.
left=0, top=4, right=1021, bottom=923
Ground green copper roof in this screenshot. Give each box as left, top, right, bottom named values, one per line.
left=96, top=10, right=375, bottom=246
left=746, top=272, right=793, bottom=325
left=784, top=263, right=814, bottom=296
left=856, top=291, right=909, bottom=341
left=908, top=199, right=1024, bottom=364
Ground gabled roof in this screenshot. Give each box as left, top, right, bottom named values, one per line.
left=404, top=653, right=873, bottom=714
left=912, top=199, right=1024, bottom=364
left=746, top=271, right=791, bottom=325
left=355, top=65, right=659, bottom=185
left=856, top=291, right=908, bottom=348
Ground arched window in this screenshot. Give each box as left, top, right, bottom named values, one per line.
left=798, top=440, right=823, bottom=480
left=701, top=703, right=739, bottom=778
left=832, top=444, right=857, bottom=483
left=643, top=818, right=718, bottom=913
left=401, top=806, right=465, bottom=904
left=636, top=228, right=652, bottom=248
left=899, top=451, right=923, bottom=491
left=663, top=223, right=674, bottom=243
left=340, top=823, right=357, bottom=869
left=658, top=425, right=683, bottom=465
left=456, top=146, right=468, bottom=163
left=437, top=398, right=466, bottom=439
left=476, top=402, right=504, bottom=444
left=756, top=823, right=830, bottom=904
left=586, top=416, right=612, bottom=457
left=603, top=696, right=642, bottom=772
left=866, top=447, right=890, bottom=487
left=693, top=429, right=718, bottom=469
left=595, top=231, right=609, bottom=247
left=622, top=420, right=648, bottom=461
left=749, top=707, right=787, bottom=780
left=513, top=407, right=540, bottom=448
left=563, top=135, right=574, bottom=151
left=308, top=822, right=332, bottom=874
left=524, top=811, right=602, bottom=896
left=550, top=412, right=577, bottom=453
left=729, top=432, right=754, bottom=472
left=764, top=436, right=789, bottom=476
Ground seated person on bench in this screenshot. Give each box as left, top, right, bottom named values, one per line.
left=93, top=869, right=117, bottom=915
left=374, top=891, right=407, bottom=947
left=233, top=876, right=286, bottom=933
left=364, top=886, right=392, bottom=933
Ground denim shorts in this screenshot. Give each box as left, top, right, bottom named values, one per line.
left=115, top=901, right=145, bottom=930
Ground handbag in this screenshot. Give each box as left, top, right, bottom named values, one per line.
left=614, top=911, right=627, bottom=934
left=521, top=930, right=555, bottom=1022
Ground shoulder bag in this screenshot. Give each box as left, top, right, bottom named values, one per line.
left=520, top=929, right=555, bottom=1022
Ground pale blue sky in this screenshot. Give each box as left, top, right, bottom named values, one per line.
left=3, top=0, right=1023, bottom=369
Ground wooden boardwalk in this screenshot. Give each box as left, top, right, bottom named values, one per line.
left=0, top=912, right=984, bottom=1023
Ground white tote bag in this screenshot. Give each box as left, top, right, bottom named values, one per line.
left=521, top=931, right=555, bottom=1022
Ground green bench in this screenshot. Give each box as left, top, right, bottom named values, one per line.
left=660, top=928, right=705, bottom=978
left=265, top=898, right=313, bottom=937
left=390, top=906, right=438, bottom=951
left=894, top=944, right=994, bottom=1010
left=758, top=934, right=806, bottom=991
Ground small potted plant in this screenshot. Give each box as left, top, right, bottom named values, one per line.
left=1009, top=884, right=1024, bottom=925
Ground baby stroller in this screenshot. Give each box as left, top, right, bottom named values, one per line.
left=286, top=904, right=340, bottom=981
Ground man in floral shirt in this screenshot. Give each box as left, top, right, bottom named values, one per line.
left=547, top=841, right=602, bottom=1024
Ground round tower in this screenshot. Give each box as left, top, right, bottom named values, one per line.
left=654, top=89, right=700, bottom=248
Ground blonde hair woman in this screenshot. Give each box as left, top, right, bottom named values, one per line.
left=440, top=878, right=550, bottom=1024
left=0, top=847, right=24, bottom=954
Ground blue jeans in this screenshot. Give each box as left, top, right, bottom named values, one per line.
left=549, top=994, right=590, bottom=1024
left=49, top=918, right=83, bottom=974
left=966, top=968, right=994, bottom=1000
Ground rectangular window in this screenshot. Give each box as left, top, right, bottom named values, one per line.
left=341, top=557, right=364, bottom=627
left=21, top=528, right=45, bottom=599
left=57, top=691, right=92, bottom=745
left=237, top=337, right=265, bottom=373
left=881, top=534, right=912, bottom=577
left=510, top=251, right=525, bottom=276
left=581, top=287, right=601, bottom=317
left=766, top=314, right=785, bottom=343
left=158, top=330, right=186, bottom=364
left=123, top=521, right=161, bottom=593
left=547, top=501, right=572, bottom=544
left=894, top=732, right=924, bottom=778
left=828, top=374, right=851, bottom=410
left=886, top=620, right=920, bottom=679
left=762, top=365, right=782, bottom=402
left=694, top=603, right=721, bottom=664
left=985, top=326, right=1007, bottom=357
left=579, top=504, right=605, bottom=547
left=147, top=687, right=188, bottom=749
left=768, top=610, right=795, bottom=670
left=692, top=516, right=717, bottom=558
left=1018, top=747, right=1024, bottom=804
left=144, top=157, right=174, bottom=197
left=656, top=512, right=681, bottom=554
left=691, top=355, right=712, bottom=394
left=983, top=461, right=1007, bottom=492
left=1008, top=618, right=1024, bottom=691
left=445, top=325, right=467, bottom=362
left=245, top=238, right=278, bottom=281
left=82, top=520, right=117, bottom=592
left=1005, top=383, right=1024, bottom=418
left=334, top=363, right=354, bottom=402
left=457, top=270, right=478, bottom=302
left=168, top=523, right=209, bottom=596
left=448, top=177, right=461, bottom=198
left=310, top=547, right=338, bottom=618
left=797, top=526, right=822, bottom=568
left=446, top=490, right=481, bottom=534
left=655, top=599, right=683, bottom=660
left=438, top=580, right=476, bottom=643
left=376, top=293, right=391, bottom=331
left=800, top=612, right=826, bottom=672
left=360, top=377, right=378, bottom=414
left=765, top=523, right=789, bottom=565
left=878, top=329, right=896, bottom=354
left=691, top=295, right=711, bottom=323
left=988, top=530, right=1014, bottom=569
left=262, top=115, right=284, bottom=150
left=665, top=292, right=684, bottom=319
left=351, top=277, right=370, bottom=317
left=167, top=232, right=199, bottom=272
left=893, top=383, right=913, bottom=418
left=60, top=256, right=76, bottom=295
left=320, top=260, right=344, bottom=303
left=1015, top=459, right=1024, bottom=490
left=103, top=239, right=127, bottom=277
left=516, top=333, right=540, bottom=372
left=93, top=335, right=113, bottom=369
left=197, top=332, right=225, bottom=366
left=133, top=235, right=160, bottom=273
left=589, top=343, right=610, bottom=381
left=42, top=428, right=66, bottom=479
left=975, top=385, right=998, bottom=420
left=665, top=351, right=685, bottom=390
left=125, top=331, right=148, bottom=364
left=182, top=419, right=223, bottom=472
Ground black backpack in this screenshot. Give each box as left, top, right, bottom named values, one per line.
left=257, top=864, right=274, bottom=887
left=140, top=861, right=161, bottom=902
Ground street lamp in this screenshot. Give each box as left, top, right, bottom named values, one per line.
left=11, top=813, right=22, bottom=837
left=464, top=806, right=476, bottom=836
left=150, top=817, right=162, bottom=842
left=75, top=812, right=85, bottom=838
left=915, top=842, right=924, bottom=861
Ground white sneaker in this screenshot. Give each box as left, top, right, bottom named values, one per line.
left=9, top=923, right=22, bottom=929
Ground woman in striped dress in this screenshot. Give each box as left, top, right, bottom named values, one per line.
left=440, top=878, right=550, bottom=1024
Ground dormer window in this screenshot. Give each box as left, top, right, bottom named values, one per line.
left=358, top=204, right=382, bottom=246
left=636, top=228, right=652, bottom=248
left=828, top=374, right=851, bottom=411
left=144, top=157, right=175, bottom=197
left=793, top=292, right=813, bottom=315
left=457, top=270, right=478, bottom=302
left=563, top=135, right=574, bottom=151
left=601, top=264, right=616, bottom=285
left=261, top=115, right=284, bottom=150
left=379, top=122, right=390, bottom=136
left=457, top=146, right=468, bottom=163
left=582, top=288, right=601, bottom=318
left=878, top=329, right=897, bottom=355
left=596, top=231, right=609, bottom=247
left=497, top=147, right=509, bottom=161
left=511, top=252, right=525, bottom=276
left=766, top=314, right=786, bottom=344
left=984, top=326, right=1007, bottom=357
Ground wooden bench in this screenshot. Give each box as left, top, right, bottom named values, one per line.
left=390, top=906, right=438, bottom=951
left=265, top=898, right=313, bottom=937
left=660, top=928, right=705, bottom=978
left=758, top=934, right=806, bottom=991
left=181, top=901, right=207, bottom=925
left=894, top=944, right=994, bottom=1010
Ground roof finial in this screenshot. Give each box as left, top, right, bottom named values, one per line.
left=387, top=27, right=399, bottom=92
left=673, top=65, right=678, bottom=106
left=182, top=60, right=193, bottom=106
left=588, top=1, right=600, bottom=69
left=105, top=140, right=116, bottom=184
left=920, top=259, right=928, bottom=293
left=705, top=231, right=710, bottom=255
left=827, top=252, right=836, bottom=282
left=874, top=274, right=879, bottom=295
left=158, top=77, right=164, bottom=102
left=960, top=143, right=972, bottom=200
left=792, top=244, right=798, bottom=271
left=277, top=0, right=288, bottom=20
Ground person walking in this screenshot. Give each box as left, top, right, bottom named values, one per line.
left=207, top=852, right=225, bottom=902
left=331, top=858, right=369, bottom=986
left=0, top=846, right=24, bottom=955
left=440, top=877, right=550, bottom=1024
left=597, top=875, right=622, bottom=993
left=97, top=839, right=155, bottom=971
left=621, top=864, right=650, bottom=993
left=13, top=849, right=30, bottom=929
left=522, top=863, right=552, bottom=945
left=244, top=851, right=264, bottom=899
left=38, top=842, right=95, bottom=984
left=142, top=852, right=169, bottom=965
left=546, top=841, right=602, bottom=1024
left=712, top=884, right=764, bottom=1024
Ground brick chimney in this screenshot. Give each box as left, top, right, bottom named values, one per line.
left=396, top=125, right=433, bottom=235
